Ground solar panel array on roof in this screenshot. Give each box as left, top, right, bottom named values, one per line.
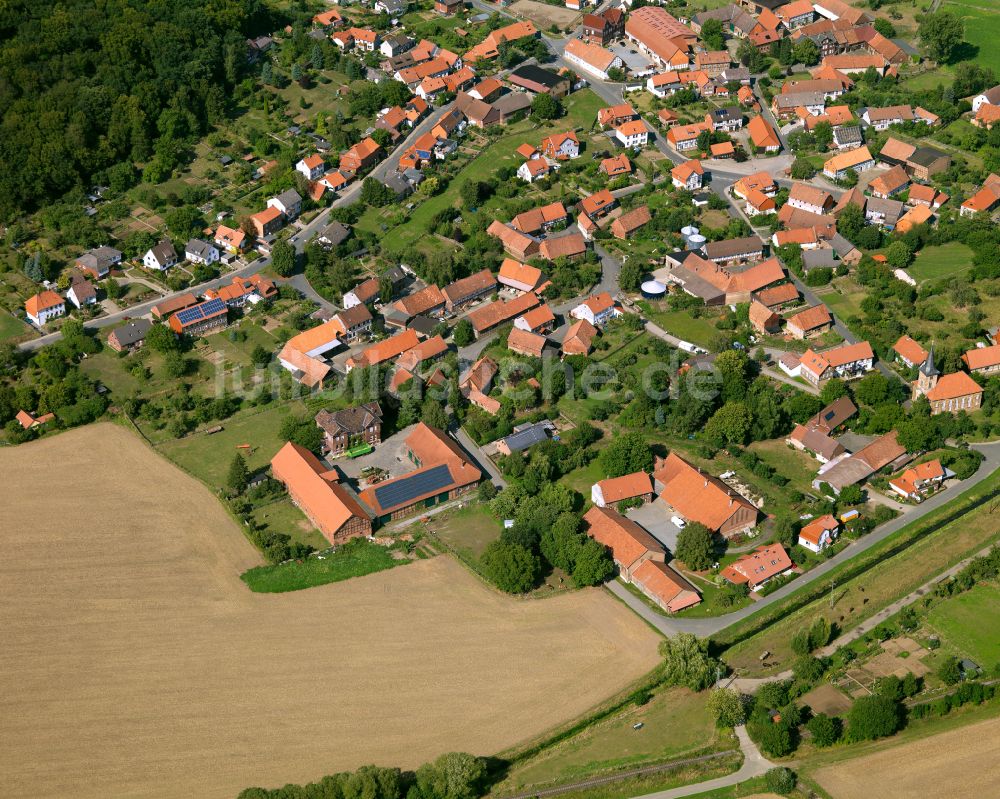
left=176, top=297, right=227, bottom=325
left=503, top=422, right=551, bottom=453
left=373, top=463, right=453, bottom=511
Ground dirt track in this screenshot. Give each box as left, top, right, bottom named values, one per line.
left=812, top=715, right=1000, bottom=798
left=0, top=424, right=661, bottom=798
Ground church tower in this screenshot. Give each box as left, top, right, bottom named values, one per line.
left=914, top=346, right=940, bottom=398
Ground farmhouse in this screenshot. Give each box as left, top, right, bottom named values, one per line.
left=749, top=300, right=780, bottom=334
left=564, top=38, right=624, bottom=80
left=611, top=205, right=651, bottom=239
left=814, top=430, right=907, bottom=494
left=591, top=472, right=653, bottom=508
left=571, top=292, right=620, bottom=326
left=961, top=344, right=1000, bottom=376
left=442, top=269, right=497, bottom=311
left=721, top=543, right=793, bottom=589
left=468, top=292, right=540, bottom=337
left=511, top=202, right=569, bottom=235
left=315, top=403, right=383, bottom=458
left=488, top=220, right=540, bottom=261
left=823, top=146, right=874, bottom=179
left=271, top=442, right=373, bottom=544
left=653, top=452, right=758, bottom=538
left=358, top=424, right=481, bottom=524
left=624, top=7, right=696, bottom=70
left=788, top=183, right=834, bottom=215
left=631, top=559, right=701, bottom=613
left=514, top=303, right=555, bottom=333
left=671, top=159, right=704, bottom=189
left=347, top=329, right=421, bottom=372
left=583, top=505, right=664, bottom=580
left=786, top=304, right=833, bottom=339
left=747, top=114, right=781, bottom=152
left=498, top=258, right=542, bottom=293
left=562, top=319, right=597, bottom=356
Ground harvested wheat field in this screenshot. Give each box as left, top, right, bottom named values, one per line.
left=0, top=424, right=661, bottom=799
left=812, top=716, right=1000, bottom=798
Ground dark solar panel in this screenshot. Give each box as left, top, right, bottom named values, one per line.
left=177, top=298, right=226, bottom=325
left=373, top=463, right=452, bottom=510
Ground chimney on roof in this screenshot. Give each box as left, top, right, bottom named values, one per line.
left=704, top=479, right=708, bottom=488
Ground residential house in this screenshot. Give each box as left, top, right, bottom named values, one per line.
left=703, top=236, right=766, bottom=264
left=671, top=159, right=704, bottom=189
left=861, top=105, right=915, bottom=130
left=541, top=131, right=580, bottom=160
left=340, top=137, right=383, bottom=173
left=184, top=238, right=219, bottom=265
left=721, top=543, right=793, bottom=589
left=498, top=258, right=542, bottom=293
left=514, top=303, right=555, bottom=334
left=315, top=402, right=383, bottom=456
left=823, top=146, right=874, bottom=180
left=865, top=197, right=905, bottom=229
left=296, top=154, right=326, bottom=180
left=25, top=290, right=66, bottom=326
left=706, top=107, right=744, bottom=133
left=271, top=442, right=373, bottom=543
left=278, top=320, right=345, bottom=388
left=777, top=0, right=815, bottom=27
left=250, top=206, right=283, bottom=239
left=744, top=188, right=776, bottom=216
left=888, top=460, right=947, bottom=502
left=397, top=335, right=448, bottom=373
left=798, top=514, right=839, bottom=552
left=75, top=246, right=121, bottom=279
left=168, top=297, right=227, bottom=336
left=214, top=225, right=246, bottom=252
left=869, top=165, right=910, bottom=199
left=517, top=158, right=554, bottom=183
left=571, top=292, right=620, bottom=326
left=653, top=452, right=759, bottom=538
left=961, top=344, right=1000, bottom=377
left=329, top=304, right=373, bottom=341
left=971, top=84, right=1000, bottom=113
left=267, top=188, right=302, bottom=219
left=511, top=202, right=568, bottom=235
left=151, top=293, right=197, bottom=320
left=615, top=120, right=649, bottom=148
left=788, top=184, right=834, bottom=215
left=66, top=278, right=97, bottom=309
left=732, top=171, right=777, bottom=199
left=344, top=278, right=381, bottom=310
left=893, top=334, right=929, bottom=368
left=647, top=71, right=682, bottom=97
left=799, top=341, right=875, bottom=385
left=666, top=122, right=711, bottom=152
left=143, top=239, right=177, bottom=270
left=107, top=319, right=153, bottom=353
left=960, top=174, right=1000, bottom=218
left=771, top=91, right=825, bottom=119
left=392, top=284, right=447, bottom=321
left=601, top=154, right=633, bottom=177
left=454, top=92, right=500, bottom=127
left=582, top=8, right=626, bottom=46
left=695, top=50, right=731, bottom=77
left=463, top=20, right=539, bottom=63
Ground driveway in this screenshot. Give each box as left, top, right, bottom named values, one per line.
left=627, top=499, right=685, bottom=553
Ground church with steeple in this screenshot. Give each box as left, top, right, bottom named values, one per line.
left=912, top=347, right=984, bottom=414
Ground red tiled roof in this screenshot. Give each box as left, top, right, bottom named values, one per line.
left=595, top=471, right=652, bottom=503
left=584, top=505, right=663, bottom=571
left=654, top=452, right=756, bottom=532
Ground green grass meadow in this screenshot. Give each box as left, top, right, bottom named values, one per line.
left=927, top=582, right=1000, bottom=668
left=241, top=537, right=402, bottom=592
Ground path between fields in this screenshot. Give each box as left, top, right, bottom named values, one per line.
left=605, top=440, right=1000, bottom=639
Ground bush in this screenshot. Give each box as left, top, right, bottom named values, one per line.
left=765, top=766, right=796, bottom=794
left=846, top=694, right=901, bottom=741
left=806, top=712, right=840, bottom=746
left=480, top=540, right=540, bottom=593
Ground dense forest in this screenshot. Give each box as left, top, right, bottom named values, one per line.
left=0, top=0, right=277, bottom=219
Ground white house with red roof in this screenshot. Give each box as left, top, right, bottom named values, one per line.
left=798, top=514, right=839, bottom=553
left=570, top=292, right=621, bottom=326
left=25, top=290, right=66, bottom=326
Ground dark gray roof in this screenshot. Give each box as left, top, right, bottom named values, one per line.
left=919, top=347, right=940, bottom=377
left=315, top=402, right=382, bottom=436
left=802, top=249, right=838, bottom=269
left=318, top=221, right=351, bottom=246
left=909, top=146, right=949, bottom=168
left=149, top=239, right=176, bottom=264
left=833, top=126, right=863, bottom=145
left=185, top=238, right=216, bottom=259
left=509, top=64, right=566, bottom=90
left=382, top=172, right=412, bottom=197
left=274, top=188, right=302, bottom=208
left=829, top=233, right=858, bottom=257
left=704, top=236, right=764, bottom=260
left=110, top=319, right=152, bottom=347
left=502, top=421, right=552, bottom=452
left=709, top=107, right=743, bottom=123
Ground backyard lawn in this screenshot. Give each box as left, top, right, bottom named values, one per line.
left=0, top=311, right=31, bottom=343
left=251, top=496, right=329, bottom=553
left=157, top=400, right=310, bottom=490
left=638, top=303, right=720, bottom=348
left=927, top=582, right=1000, bottom=668
left=907, top=242, right=974, bottom=283
left=423, top=502, right=501, bottom=562
left=747, top=438, right=821, bottom=497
